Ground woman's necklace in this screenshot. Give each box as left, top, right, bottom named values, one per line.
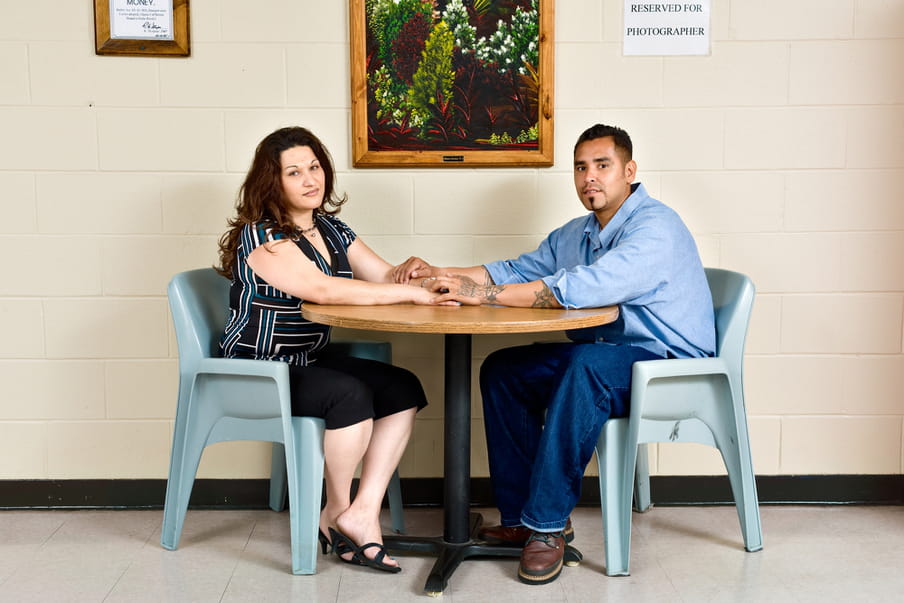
left=297, top=220, right=318, bottom=238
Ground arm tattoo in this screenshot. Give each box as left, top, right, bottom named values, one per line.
left=531, top=283, right=557, bottom=308
left=484, top=284, right=505, bottom=303
left=458, top=276, right=505, bottom=303
left=482, top=268, right=496, bottom=287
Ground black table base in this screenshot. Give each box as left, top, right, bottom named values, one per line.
left=384, top=512, right=519, bottom=595
left=384, top=512, right=583, bottom=595
left=384, top=335, right=583, bottom=595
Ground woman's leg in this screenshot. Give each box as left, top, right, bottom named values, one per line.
left=314, top=355, right=426, bottom=565
left=286, top=363, right=376, bottom=553
left=334, top=407, right=416, bottom=567
left=320, top=419, right=372, bottom=546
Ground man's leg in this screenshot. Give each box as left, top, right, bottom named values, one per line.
left=516, top=343, right=663, bottom=585
left=520, top=343, right=662, bottom=531
left=479, top=343, right=570, bottom=527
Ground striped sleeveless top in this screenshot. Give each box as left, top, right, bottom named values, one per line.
left=219, top=214, right=355, bottom=366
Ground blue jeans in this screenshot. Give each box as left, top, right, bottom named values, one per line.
left=479, top=342, right=663, bottom=532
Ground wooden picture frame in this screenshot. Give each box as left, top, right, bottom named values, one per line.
left=349, top=0, right=554, bottom=168
left=94, top=0, right=191, bottom=57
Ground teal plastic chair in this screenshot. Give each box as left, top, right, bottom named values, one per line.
left=595, top=267, right=763, bottom=576
left=161, top=267, right=404, bottom=574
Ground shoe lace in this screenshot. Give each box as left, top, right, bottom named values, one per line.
left=527, top=530, right=564, bottom=549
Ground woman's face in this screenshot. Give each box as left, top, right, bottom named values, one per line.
left=279, top=145, right=325, bottom=221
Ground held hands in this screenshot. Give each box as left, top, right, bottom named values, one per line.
left=392, top=256, right=439, bottom=284
left=395, top=257, right=505, bottom=305
left=420, top=274, right=505, bottom=306
left=410, top=284, right=444, bottom=305
left=409, top=277, right=461, bottom=306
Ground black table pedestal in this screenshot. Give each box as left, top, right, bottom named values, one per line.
left=385, top=334, right=497, bottom=594
left=384, top=512, right=523, bottom=595
left=383, top=334, right=582, bottom=595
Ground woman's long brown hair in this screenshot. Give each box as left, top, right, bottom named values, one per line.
left=215, top=126, right=347, bottom=278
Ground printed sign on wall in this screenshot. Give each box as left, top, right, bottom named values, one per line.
left=623, top=1, right=712, bottom=56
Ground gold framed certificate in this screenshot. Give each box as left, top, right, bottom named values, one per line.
left=94, top=0, right=190, bottom=57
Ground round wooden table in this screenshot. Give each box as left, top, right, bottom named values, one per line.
left=302, top=303, right=619, bottom=595
left=301, top=303, right=618, bottom=334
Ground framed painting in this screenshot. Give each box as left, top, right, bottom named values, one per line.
left=349, top=0, right=554, bottom=167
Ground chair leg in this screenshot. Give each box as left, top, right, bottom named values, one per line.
left=287, top=417, right=326, bottom=575
left=161, top=435, right=207, bottom=550
left=717, top=429, right=763, bottom=552
left=596, top=418, right=635, bottom=576
left=269, top=442, right=288, bottom=512
left=700, top=382, right=763, bottom=554
left=633, top=443, right=652, bottom=512
left=387, top=468, right=405, bottom=534
left=161, top=395, right=215, bottom=551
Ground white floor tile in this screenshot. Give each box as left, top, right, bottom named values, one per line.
left=0, top=505, right=902, bottom=602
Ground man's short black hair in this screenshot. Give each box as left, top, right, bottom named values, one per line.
left=574, top=124, right=633, bottom=162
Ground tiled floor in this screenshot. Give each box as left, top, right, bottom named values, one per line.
left=1, top=504, right=902, bottom=602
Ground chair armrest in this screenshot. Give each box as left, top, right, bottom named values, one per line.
left=196, top=357, right=289, bottom=380
left=633, top=357, right=729, bottom=381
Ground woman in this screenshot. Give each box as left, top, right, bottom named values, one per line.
left=215, top=126, right=437, bottom=573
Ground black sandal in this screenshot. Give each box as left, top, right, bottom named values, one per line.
left=318, top=529, right=331, bottom=555
left=328, top=527, right=401, bottom=573
left=321, top=528, right=366, bottom=565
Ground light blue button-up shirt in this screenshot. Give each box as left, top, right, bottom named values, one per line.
left=485, top=183, right=715, bottom=359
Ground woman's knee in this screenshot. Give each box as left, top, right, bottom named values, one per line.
left=319, top=377, right=375, bottom=428
left=375, top=365, right=427, bottom=417
left=392, top=365, right=425, bottom=395
left=330, top=372, right=372, bottom=402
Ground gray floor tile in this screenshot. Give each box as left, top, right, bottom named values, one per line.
left=0, top=505, right=902, bottom=602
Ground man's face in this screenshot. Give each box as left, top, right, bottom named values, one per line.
left=573, top=136, right=636, bottom=224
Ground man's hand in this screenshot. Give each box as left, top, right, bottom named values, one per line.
left=392, top=256, right=438, bottom=284
left=425, top=274, right=505, bottom=306
left=422, top=274, right=562, bottom=308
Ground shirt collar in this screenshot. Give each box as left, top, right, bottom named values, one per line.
left=583, top=182, right=649, bottom=247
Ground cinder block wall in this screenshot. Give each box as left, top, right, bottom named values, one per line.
left=1, top=0, right=902, bottom=480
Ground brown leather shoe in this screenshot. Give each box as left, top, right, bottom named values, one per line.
left=478, top=519, right=574, bottom=545
left=518, top=531, right=566, bottom=585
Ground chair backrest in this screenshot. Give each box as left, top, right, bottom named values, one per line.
left=168, top=268, right=231, bottom=366
left=704, top=268, right=755, bottom=364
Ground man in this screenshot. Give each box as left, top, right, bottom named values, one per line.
left=393, top=124, right=715, bottom=585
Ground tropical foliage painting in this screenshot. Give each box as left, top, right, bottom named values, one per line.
left=362, top=0, right=544, bottom=153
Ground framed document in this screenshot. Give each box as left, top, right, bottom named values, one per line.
left=94, top=0, right=191, bottom=57
left=349, top=0, right=554, bottom=168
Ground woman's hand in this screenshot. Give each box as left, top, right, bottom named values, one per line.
left=408, top=283, right=456, bottom=305
left=392, top=256, right=438, bottom=283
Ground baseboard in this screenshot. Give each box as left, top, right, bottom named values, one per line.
left=1, top=475, right=901, bottom=510
left=633, top=475, right=904, bottom=506
left=0, top=479, right=268, bottom=510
